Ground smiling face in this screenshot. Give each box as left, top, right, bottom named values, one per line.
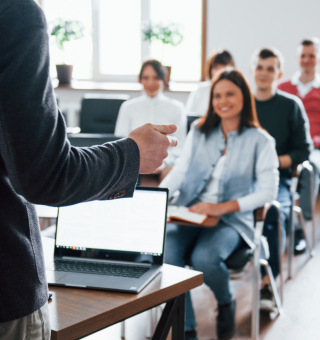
left=298, top=44, right=319, bottom=73
left=254, top=57, right=282, bottom=91
left=212, top=79, right=244, bottom=121
left=140, top=65, right=163, bottom=98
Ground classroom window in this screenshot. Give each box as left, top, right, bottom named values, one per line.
left=43, top=0, right=93, bottom=79
left=42, top=0, right=203, bottom=82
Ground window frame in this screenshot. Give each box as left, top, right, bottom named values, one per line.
left=41, top=0, right=207, bottom=83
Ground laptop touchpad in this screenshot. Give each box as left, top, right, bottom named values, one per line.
left=58, top=273, right=114, bottom=287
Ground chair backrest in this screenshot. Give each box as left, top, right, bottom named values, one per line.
left=67, top=133, right=123, bottom=147
left=79, top=94, right=130, bottom=134
left=187, top=115, right=199, bottom=133
left=296, top=160, right=315, bottom=221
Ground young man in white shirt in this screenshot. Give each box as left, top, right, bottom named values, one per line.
left=278, top=38, right=320, bottom=163
left=278, top=38, right=320, bottom=254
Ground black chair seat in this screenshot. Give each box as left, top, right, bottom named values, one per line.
left=224, top=246, right=253, bottom=270
left=80, top=94, right=130, bottom=134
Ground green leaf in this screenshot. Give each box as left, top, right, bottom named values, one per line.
left=50, top=18, right=86, bottom=51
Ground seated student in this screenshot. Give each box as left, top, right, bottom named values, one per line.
left=115, top=59, right=186, bottom=177
left=278, top=38, right=320, bottom=173
left=186, top=50, right=235, bottom=117
left=278, top=38, right=320, bottom=251
left=251, top=48, right=312, bottom=310
left=160, top=69, right=279, bottom=340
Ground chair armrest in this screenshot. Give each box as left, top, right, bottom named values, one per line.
left=301, top=161, right=313, bottom=174
left=291, top=163, right=309, bottom=193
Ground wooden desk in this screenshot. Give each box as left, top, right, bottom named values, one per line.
left=42, top=238, right=203, bottom=340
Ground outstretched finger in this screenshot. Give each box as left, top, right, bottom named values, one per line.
left=153, top=124, right=177, bottom=135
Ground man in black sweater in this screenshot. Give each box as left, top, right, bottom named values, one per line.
left=251, top=48, right=313, bottom=311
left=0, top=0, right=178, bottom=338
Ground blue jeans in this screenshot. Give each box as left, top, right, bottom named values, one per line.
left=164, top=223, right=243, bottom=332
left=263, top=178, right=291, bottom=279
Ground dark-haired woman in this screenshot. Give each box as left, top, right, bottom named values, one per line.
left=186, top=50, right=235, bottom=117
left=160, top=69, right=279, bottom=340
left=115, top=59, right=186, bottom=168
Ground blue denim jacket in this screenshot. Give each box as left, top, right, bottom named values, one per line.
left=174, top=124, right=277, bottom=249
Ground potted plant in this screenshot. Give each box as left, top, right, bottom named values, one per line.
left=141, top=21, right=183, bottom=88
left=51, top=18, right=85, bottom=84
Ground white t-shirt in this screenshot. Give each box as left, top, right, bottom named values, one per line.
left=291, top=71, right=320, bottom=98
left=185, top=81, right=211, bottom=117
left=198, top=155, right=226, bottom=203
left=115, top=92, right=187, bottom=166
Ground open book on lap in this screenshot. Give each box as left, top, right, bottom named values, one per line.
left=167, top=206, right=208, bottom=225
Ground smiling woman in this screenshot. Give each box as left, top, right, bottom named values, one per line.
left=114, top=59, right=187, bottom=171
left=160, top=68, right=279, bottom=339
left=198, top=68, right=260, bottom=136
left=139, top=60, right=165, bottom=98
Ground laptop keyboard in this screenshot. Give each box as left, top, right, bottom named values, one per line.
left=53, top=260, right=150, bottom=278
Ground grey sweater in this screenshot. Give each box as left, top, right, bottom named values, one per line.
left=0, top=0, right=139, bottom=322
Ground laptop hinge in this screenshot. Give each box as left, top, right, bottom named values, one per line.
left=61, top=256, right=151, bottom=267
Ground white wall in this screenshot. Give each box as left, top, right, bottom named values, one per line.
left=207, top=0, right=320, bottom=83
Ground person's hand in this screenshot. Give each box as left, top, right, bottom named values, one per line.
left=128, top=123, right=178, bottom=174
left=189, top=202, right=220, bottom=216
left=278, top=155, right=292, bottom=169
left=189, top=200, right=240, bottom=216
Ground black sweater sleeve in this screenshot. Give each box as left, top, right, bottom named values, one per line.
left=0, top=0, right=139, bottom=206
left=287, top=98, right=313, bottom=165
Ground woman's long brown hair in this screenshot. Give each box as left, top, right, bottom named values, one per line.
left=198, top=68, right=260, bottom=136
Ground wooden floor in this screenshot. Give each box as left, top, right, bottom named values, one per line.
left=84, top=178, right=320, bottom=340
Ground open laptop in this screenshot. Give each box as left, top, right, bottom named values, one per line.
left=46, top=187, right=168, bottom=293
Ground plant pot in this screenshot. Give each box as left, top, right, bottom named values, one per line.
left=56, top=64, right=73, bottom=85
left=163, top=66, right=171, bottom=91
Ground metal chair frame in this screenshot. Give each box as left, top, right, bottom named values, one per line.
left=288, top=161, right=316, bottom=280
left=246, top=201, right=283, bottom=340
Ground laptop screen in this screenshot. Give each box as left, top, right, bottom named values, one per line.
left=55, top=188, right=168, bottom=263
